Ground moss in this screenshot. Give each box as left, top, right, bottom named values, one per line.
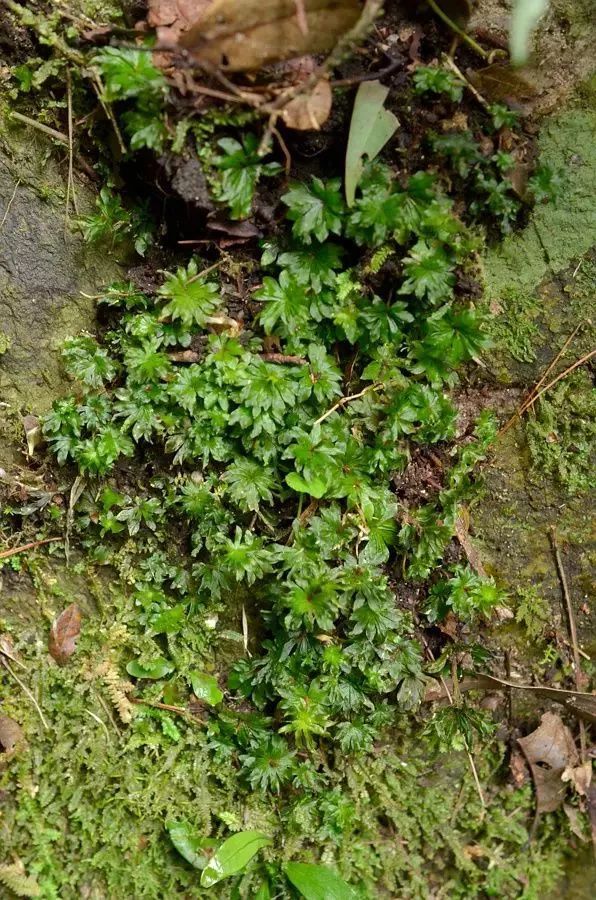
left=0, top=331, right=11, bottom=354
left=526, top=370, right=596, bottom=494
left=484, top=107, right=596, bottom=302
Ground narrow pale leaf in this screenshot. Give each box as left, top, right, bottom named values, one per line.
left=510, top=0, right=549, bottom=65
left=345, top=80, right=399, bottom=206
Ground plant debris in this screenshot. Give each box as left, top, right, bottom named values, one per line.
left=48, top=604, right=82, bottom=667
left=518, top=712, right=579, bottom=814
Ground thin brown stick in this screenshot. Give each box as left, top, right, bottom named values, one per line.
left=423, top=641, right=486, bottom=813
left=1, top=658, right=49, bottom=730
left=442, top=54, right=488, bottom=109
left=261, top=353, right=307, bottom=365
left=0, top=537, right=62, bottom=560
left=294, top=0, right=308, bottom=35
left=0, top=179, right=20, bottom=232
left=131, top=697, right=205, bottom=723
left=499, top=323, right=585, bottom=434
left=65, top=69, right=79, bottom=219
left=426, top=0, right=489, bottom=59
left=313, top=383, right=378, bottom=426
left=551, top=527, right=587, bottom=760
left=9, top=111, right=69, bottom=145
left=258, top=0, right=384, bottom=155
left=90, top=71, right=126, bottom=154
left=524, top=349, right=596, bottom=410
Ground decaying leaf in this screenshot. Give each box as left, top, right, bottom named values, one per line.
left=22, top=415, right=42, bottom=457
left=468, top=62, right=535, bottom=102
left=563, top=802, right=588, bottom=842
left=281, top=79, right=333, bottom=130
left=0, top=715, right=25, bottom=752
left=518, top=711, right=578, bottom=813
left=148, top=0, right=211, bottom=44
left=48, top=603, right=82, bottom=666
left=179, top=0, right=362, bottom=72
left=345, top=79, right=399, bottom=206
left=454, top=507, right=486, bottom=576
left=562, top=761, right=592, bottom=796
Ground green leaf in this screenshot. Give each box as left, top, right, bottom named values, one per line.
left=345, top=80, right=399, bottom=206
left=189, top=671, right=223, bottom=706
left=510, top=0, right=549, bottom=65
left=282, top=178, right=344, bottom=244
left=286, top=472, right=327, bottom=499
left=166, top=821, right=217, bottom=869
left=284, top=862, right=357, bottom=900
left=200, top=831, right=271, bottom=888
left=126, top=657, right=175, bottom=679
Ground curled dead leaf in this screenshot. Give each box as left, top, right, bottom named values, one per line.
left=518, top=712, right=578, bottom=813
left=0, top=715, right=25, bottom=752
left=562, top=761, right=592, bottom=796
left=281, top=79, right=333, bottom=130
left=48, top=603, right=82, bottom=666
left=563, top=802, right=588, bottom=842
left=179, top=0, right=362, bottom=71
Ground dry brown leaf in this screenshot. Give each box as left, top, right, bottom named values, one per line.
left=179, top=0, right=362, bottom=71
left=281, top=79, right=332, bottom=130
left=586, top=783, right=596, bottom=855
left=563, top=803, right=589, bottom=842
left=468, top=63, right=536, bottom=102
left=562, top=761, right=592, bottom=796
left=48, top=603, right=82, bottom=666
left=509, top=749, right=529, bottom=788
left=454, top=508, right=486, bottom=576
left=148, top=0, right=211, bottom=44
left=0, top=633, right=21, bottom=666
left=518, top=711, right=579, bottom=813
left=0, top=715, right=24, bottom=752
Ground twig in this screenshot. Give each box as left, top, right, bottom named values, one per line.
left=313, top=383, right=378, bottom=426
left=9, top=111, right=69, bottom=146
left=258, top=0, right=384, bottom=155
left=187, top=260, right=221, bottom=284
left=261, top=353, right=307, bottom=365
left=131, top=697, right=205, bottom=723
left=425, top=0, right=489, bottom=59
left=84, top=708, right=111, bottom=741
left=89, top=70, right=126, bottom=155
left=423, top=641, right=486, bottom=814
left=499, top=324, right=585, bottom=435
left=331, top=52, right=405, bottom=88
left=1, top=658, right=49, bottom=730
left=0, top=537, right=62, bottom=560
left=442, top=54, right=489, bottom=109
left=294, top=0, right=308, bottom=35
left=522, top=349, right=596, bottom=411
left=0, top=179, right=20, bottom=232
left=65, top=69, right=79, bottom=219
left=65, top=475, right=85, bottom=565
left=550, top=527, right=587, bottom=760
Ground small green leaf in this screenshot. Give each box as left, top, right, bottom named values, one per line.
left=284, top=862, right=357, bottom=900
left=510, top=0, right=549, bottom=65
left=150, top=605, right=185, bottom=635
left=189, top=671, right=223, bottom=706
left=200, top=831, right=271, bottom=888
left=126, top=657, right=174, bottom=679
left=166, top=821, right=216, bottom=870
left=286, top=472, right=327, bottom=499
left=345, top=80, right=399, bottom=206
